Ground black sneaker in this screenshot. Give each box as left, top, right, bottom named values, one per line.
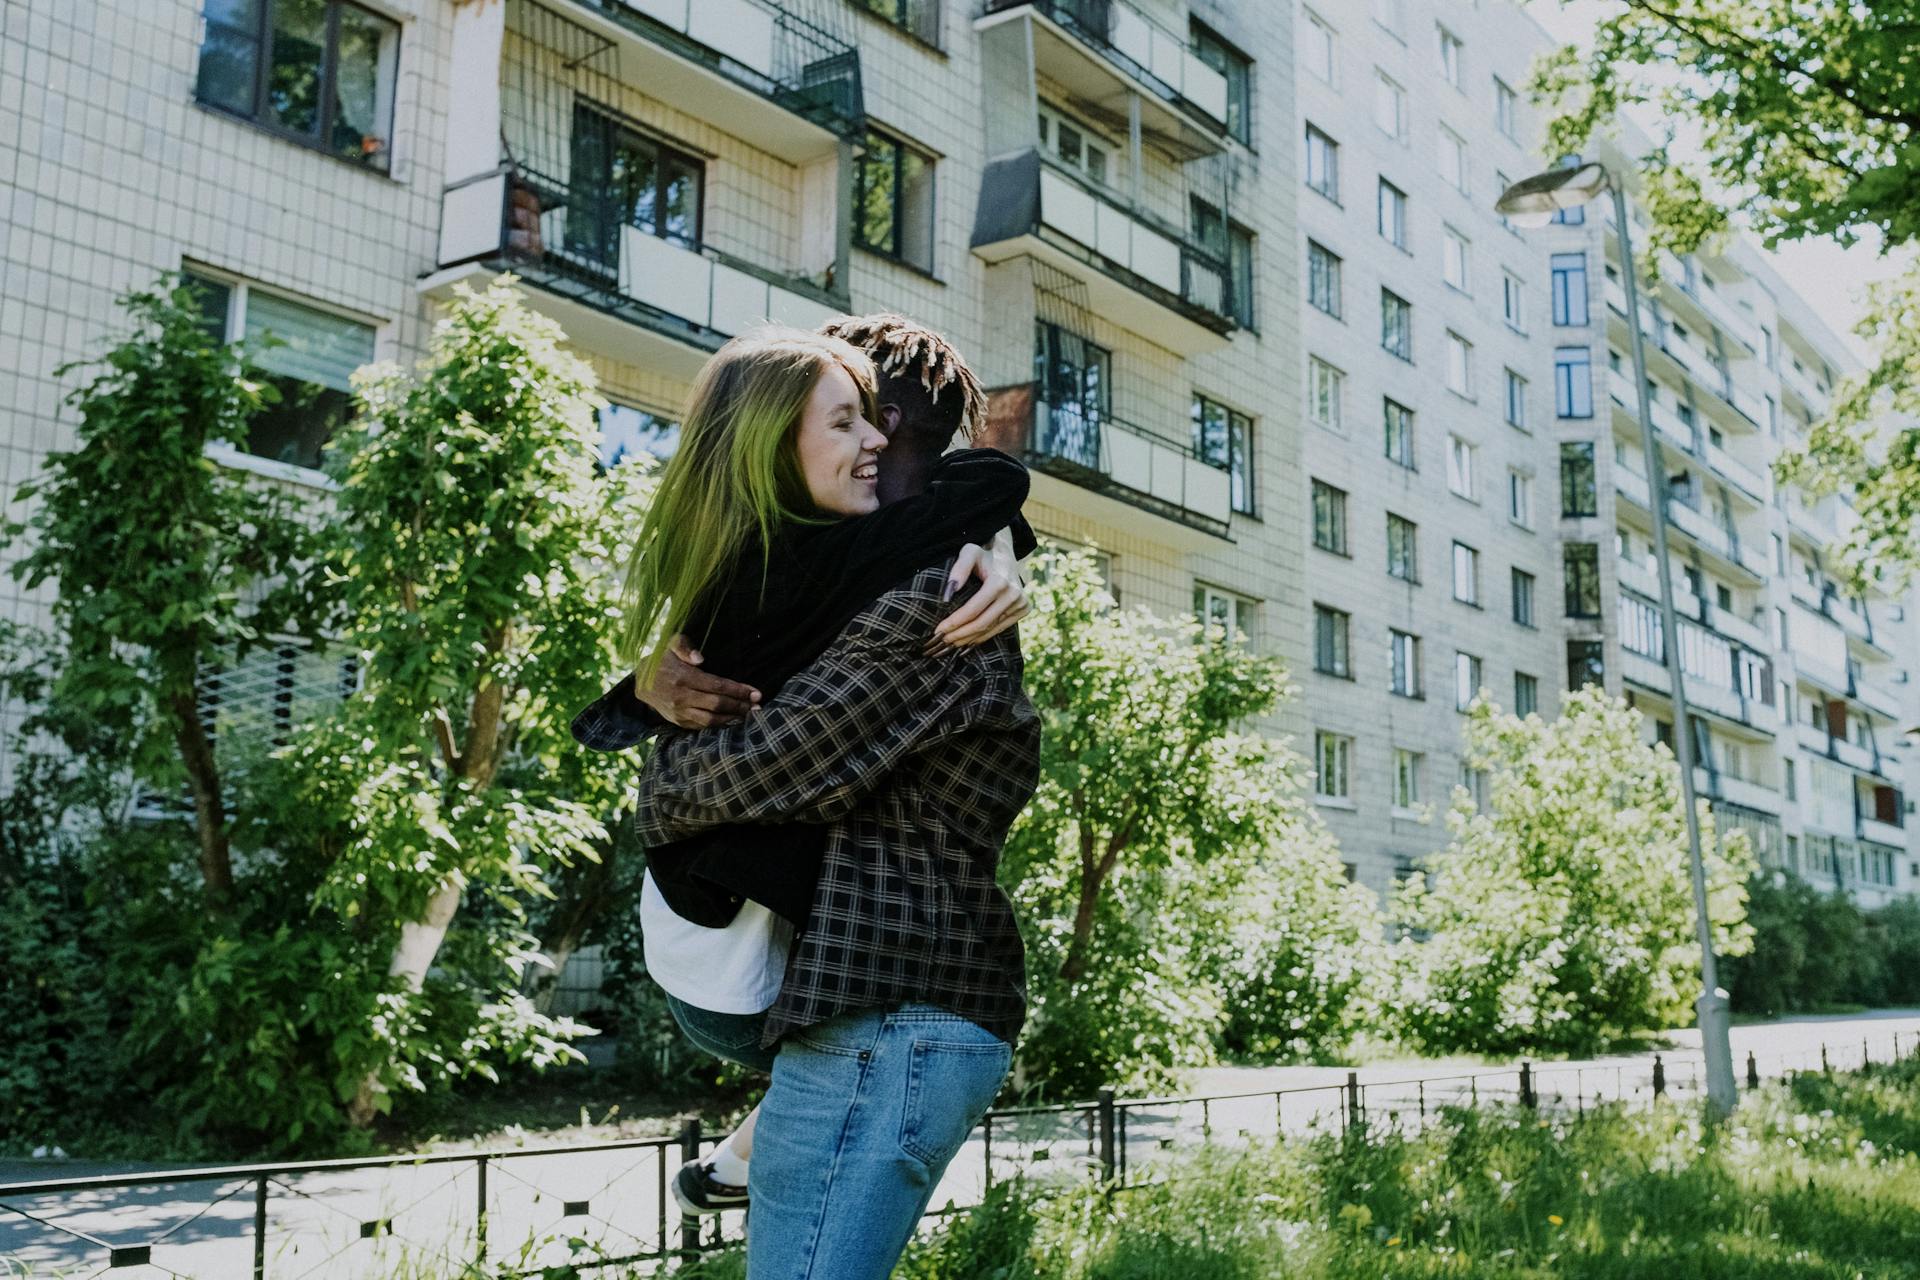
left=672, top=1158, right=749, bottom=1216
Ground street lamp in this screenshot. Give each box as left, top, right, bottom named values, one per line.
left=1496, top=161, right=1740, bottom=1121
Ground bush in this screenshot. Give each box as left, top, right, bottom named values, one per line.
left=1729, top=870, right=1920, bottom=1016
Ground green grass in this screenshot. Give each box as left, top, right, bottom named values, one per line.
left=676, top=1054, right=1920, bottom=1280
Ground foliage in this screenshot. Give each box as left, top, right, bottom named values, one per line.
left=1727, top=871, right=1920, bottom=1016
left=1002, top=549, right=1380, bottom=1095
left=1534, top=0, right=1920, bottom=591
left=279, top=276, right=651, bottom=1124
left=0, top=279, right=315, bottom=903
left=1388, top=689, right=1756, bottom=1056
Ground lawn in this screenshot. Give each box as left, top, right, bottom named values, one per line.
left=676, top=1054, right=1920, bottom=1279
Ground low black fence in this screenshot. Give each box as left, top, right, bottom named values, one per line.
left=2, top=1029, right=1910, bottom=1278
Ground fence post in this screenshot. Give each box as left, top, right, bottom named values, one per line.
left=1746, top=1051, right=1758, bottom=1090
left=679, top=1118, right=702, bottom=1255
left=1821, top=1043, right=1830, bottom=1074
left=1345, top=1072, right=1361, bottom=1131
left=1652, top=1054, right=1666, bottom=1098
left=1863, top=1037, right=1871, bottom=1075
left=1520, top=1061, right=1536, bottom=1109
left=474, top=1154, right=488, bottom=1267
left=1096, top=1088, right=1117, bottom=1185
left=982, top=1113, right=994, bottom=1191
left=253, top=1175, right=268, bottom=1280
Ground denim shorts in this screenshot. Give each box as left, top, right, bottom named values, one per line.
left=665, top=994, right=779, bottom=1075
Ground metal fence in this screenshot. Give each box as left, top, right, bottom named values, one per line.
left=3, top=1030, right=1910, bottom=1278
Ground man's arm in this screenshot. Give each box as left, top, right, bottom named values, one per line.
left=635, top=572, right=999, bottom=841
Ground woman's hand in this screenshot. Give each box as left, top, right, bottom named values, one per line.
left=926, top=528, right=1030, bottom=656
left=635, top=635, right=762, bottom=728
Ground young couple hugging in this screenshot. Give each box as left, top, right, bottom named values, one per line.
left=572, top=314, right=1040, bottom=1279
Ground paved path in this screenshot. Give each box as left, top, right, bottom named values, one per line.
left=4, top=1010, right=1915, bottom=1278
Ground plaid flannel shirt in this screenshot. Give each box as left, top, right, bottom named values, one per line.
left=633, top=562, right=1039, bottom=1047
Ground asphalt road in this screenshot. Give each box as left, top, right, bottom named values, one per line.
left=4, top=1009, right=1915, bottom=1278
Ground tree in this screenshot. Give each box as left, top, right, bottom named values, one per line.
left=1389, top=689, right=1756, bottom=1056
left=297, top=277, right=652, bottom=1124
left=1, top=280, right=314, bottom=907
left=1002, top=549, right=1365, bottom=1092
left=1534, top=0, right=1920, bottom=589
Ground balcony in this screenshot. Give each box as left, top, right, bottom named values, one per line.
left=1619, top=647, right=1760, bottom=731
left=982, top=382, right=1232, bottom=542
left=1787, top=492, right=1839, bottom=544
left=1832, top=735, right=1881, bottom=775
left=1708, top=604, right=1770, bottom=653
left=1860, top=816, right=1907, bottom=848
left=1781, top=361, right=1831, bottom=416
left=553, top=0, right=862, bottom=161
left=1705, top=441, right=1770, bottom=503
left=1854, top=675, right=1902, bottom=722
left=979, top=0, right=1231, bottom=155
left=1664, top=498, right=1765, bottom=583
left=1795, top=652, right=1850, bottom=701
left=972, top=150, right=1235, bottom=354
left=1700, top=769, right=1784, bottom=817
left=1795, top=720, right=1834, bottom=757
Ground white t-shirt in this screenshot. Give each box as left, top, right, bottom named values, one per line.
left=639, top=869, right=794, bottom=1014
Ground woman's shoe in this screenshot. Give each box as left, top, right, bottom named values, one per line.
left=672, top=1158, right=750, bottom=1215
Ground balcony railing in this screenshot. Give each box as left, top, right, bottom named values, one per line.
left=972, top=149, right=1234, bottom=354
left=567, top=0, right=863, bottom=146
left=1705, top=441, right=1769, bottom=502
left=982, top=0, right=1230, bottom=139
left=1859, top=816, right=1907, bottom=847
left=983, top=383, right=1232, bottom=538
left=1781, top=361, right=1831, bottom=415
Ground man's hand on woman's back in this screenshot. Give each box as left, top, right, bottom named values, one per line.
left=633, top=635, right=764, bottom=729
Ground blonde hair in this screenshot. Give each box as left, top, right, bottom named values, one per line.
left=619, top=327, right=878, bottom=674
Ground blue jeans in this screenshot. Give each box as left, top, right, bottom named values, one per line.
left=747, top=1004, right=1012, bottom=1280
left=665, top=995, right=781, bottom=1075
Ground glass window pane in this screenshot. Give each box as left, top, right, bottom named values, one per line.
left=265, top=0, right=330, bottom=139
left=196, top=0, right=263, bottom=115
left=244, top=289, right=375, bottom=392
left=857, top=132, right=898, bottom=253
left=899, top=144, right=935, bottom=269
left=332, top=4, right=400, bottom=166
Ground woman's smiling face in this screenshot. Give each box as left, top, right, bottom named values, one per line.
left=794, top=360, right=888, bottom=516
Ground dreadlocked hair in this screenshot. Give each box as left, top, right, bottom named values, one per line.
left=820, top=312, right=987, bottom=443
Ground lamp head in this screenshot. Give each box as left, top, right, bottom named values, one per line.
left=1495, top=161, right=1611, bottom=227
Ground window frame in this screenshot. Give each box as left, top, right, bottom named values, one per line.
left=854, top=125, right=937, bottom=271
left=1315, top=730, right=1354, bottom=802
left=1494, top=77, right=1518, bottom=138
left=1445, top=331, right=1474, bottom=398
left=1389, top=630, right=1424, bottom=699
left=1452, top=540, right=1481, bottom=606
left=1377, top=177, right=1409, bottom=250
left=1191, top=392, right=1258, bottom=516
left=1384, top=397, right=1416, bottom=469
left=1559, top=440, right=1599, bottom=517
left=1508, top=467, right=1533, bottom=529
left=1446, top=434, right=1477, bottom=500
left=1442, top=226, right=1471, bottom=293
left=1392, top=746, right=1424, bottom=809
left=1550, top=252, right=1591, bottom=326
left=1504, top=367, right=1528, bottom=430
left=1386, top=511, right=1419, bottom=583
left=1514, top=671, right=1539, bottom=716
left=1381, top=288, right=1413, bottom=361
left=1305, top=123, right=1341, bottom=202
left=1306, top=239, right=1344, bottom=319
left=1555, top=346, right=1595, bottom=418
left=1512, top=566, right=1536, bottom=626
left=1374, top=70, right=1408, bottom=140
left=1454, top=650, right=1483, bottom=710
left=1192, top=19, right=1254, bottom=145
left=1314, top=602, right=1353, bottom=678
left=1437, top=124, right=1468, bottom=193
left=1312, top=478, right=1349, bottom=555
left=1563, top=542, right=1603, bottom=618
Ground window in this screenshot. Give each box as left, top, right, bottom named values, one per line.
left=1312, top=480, right=1348, bottom=554
left=1384, top=398, right=1416, bottom=468
left=1390, top=631, right=1423, bottom=698
left=855, top=128, right=936, bottom=270
left=1455, top=651, right=1483, bottom=710
left=195, top=0, right=400, bottom=170
left=1305, top=125, right=1340, bottom=201
left=1443, top=228, right=1470, bottom=292
left=1191, top=22, right=1253, bottom=145
left=1452, top=542, right=1480, bottom=605
left=568, top=104, right=705, bottom=263
left=1459, top=763, right=1490, bottom=812
left=186, top=270, right=375, bottom=474
left=1564, top=543, right=1602, bottom=617
left=1494, top=78, right=1518, bottom=138
left=1196, top=583, right=1256, bottom=645
left=1555, top=346, right=1594, bottom=417
left=1372, top=0, right=1404, bottom=35
left=1393, top=747, right=1423, bottom=808
left=1496, top=275, right=1523, bottom=334
left=1315, top=604, right=1352, bottom=677
left=1225, top=221, right=1256, bottom=328
left=1550, top=252, right=1590, bottom=326
left=1307, top=241, right=1343, bottom=318
left=1496, top=375, right=1526, bottom=437
left=852, top=0, right=940, bottom=42
left=1033, top=321, right=1111, bottom=461
left=1387, top=512, right=1419, bottom=581
left=1303, top=10, right=1337, bottom=85
left=1192, top=394, right=1256, bottom=515
left=1309, top=357, right=1345, bottom=431
left=1495, top=168, right=1513, bottom=229
left=1508, top=468, right=1533, bottom=528
left=1445, top=332, right=1473, bottom=397
left=1514, top=671, right=1539, bottom=716
left=1512, top=567, right=1536, bottom=626
left=599, top=402, right=681, bottom=468
left=1438, top=126, right=1467, bottom=193
left=1560, top=441, right=1598, bottom=516
left=1446, top=435, right=1476, bottom=499
left=1315, top=731, right=1353, bottom=801
left=1437, top=27, right=1463, bottom=87
left=1374, top=72, right=1407, bottom=140
left=1381, top=289, right=1412, bottom=360
left=1378, top=179, right=1408, bottom=249
left=1566, top=639, right=1605, bottom=689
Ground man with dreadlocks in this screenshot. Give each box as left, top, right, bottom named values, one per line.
left=571, top=315, right=1036, bottom=1271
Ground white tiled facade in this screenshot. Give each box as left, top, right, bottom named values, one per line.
left=1, top=0, right=1910, bottom=908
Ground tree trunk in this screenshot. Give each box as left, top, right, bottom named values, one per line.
left=169, top=684, right=232, bottom=907
left=346, top=877, right=463, bottom=1128
left=527, top=846, right=618, bottom=1014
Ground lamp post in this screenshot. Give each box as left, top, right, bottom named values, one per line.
left=1496, top=161, right=1740, bottom=1121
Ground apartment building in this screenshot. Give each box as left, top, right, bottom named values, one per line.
left=1293, top=0, right=1570, bottom=893
left=1, top=1, right=1302, bottom=781
left=1292, top=1, right=1918, bottom=903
